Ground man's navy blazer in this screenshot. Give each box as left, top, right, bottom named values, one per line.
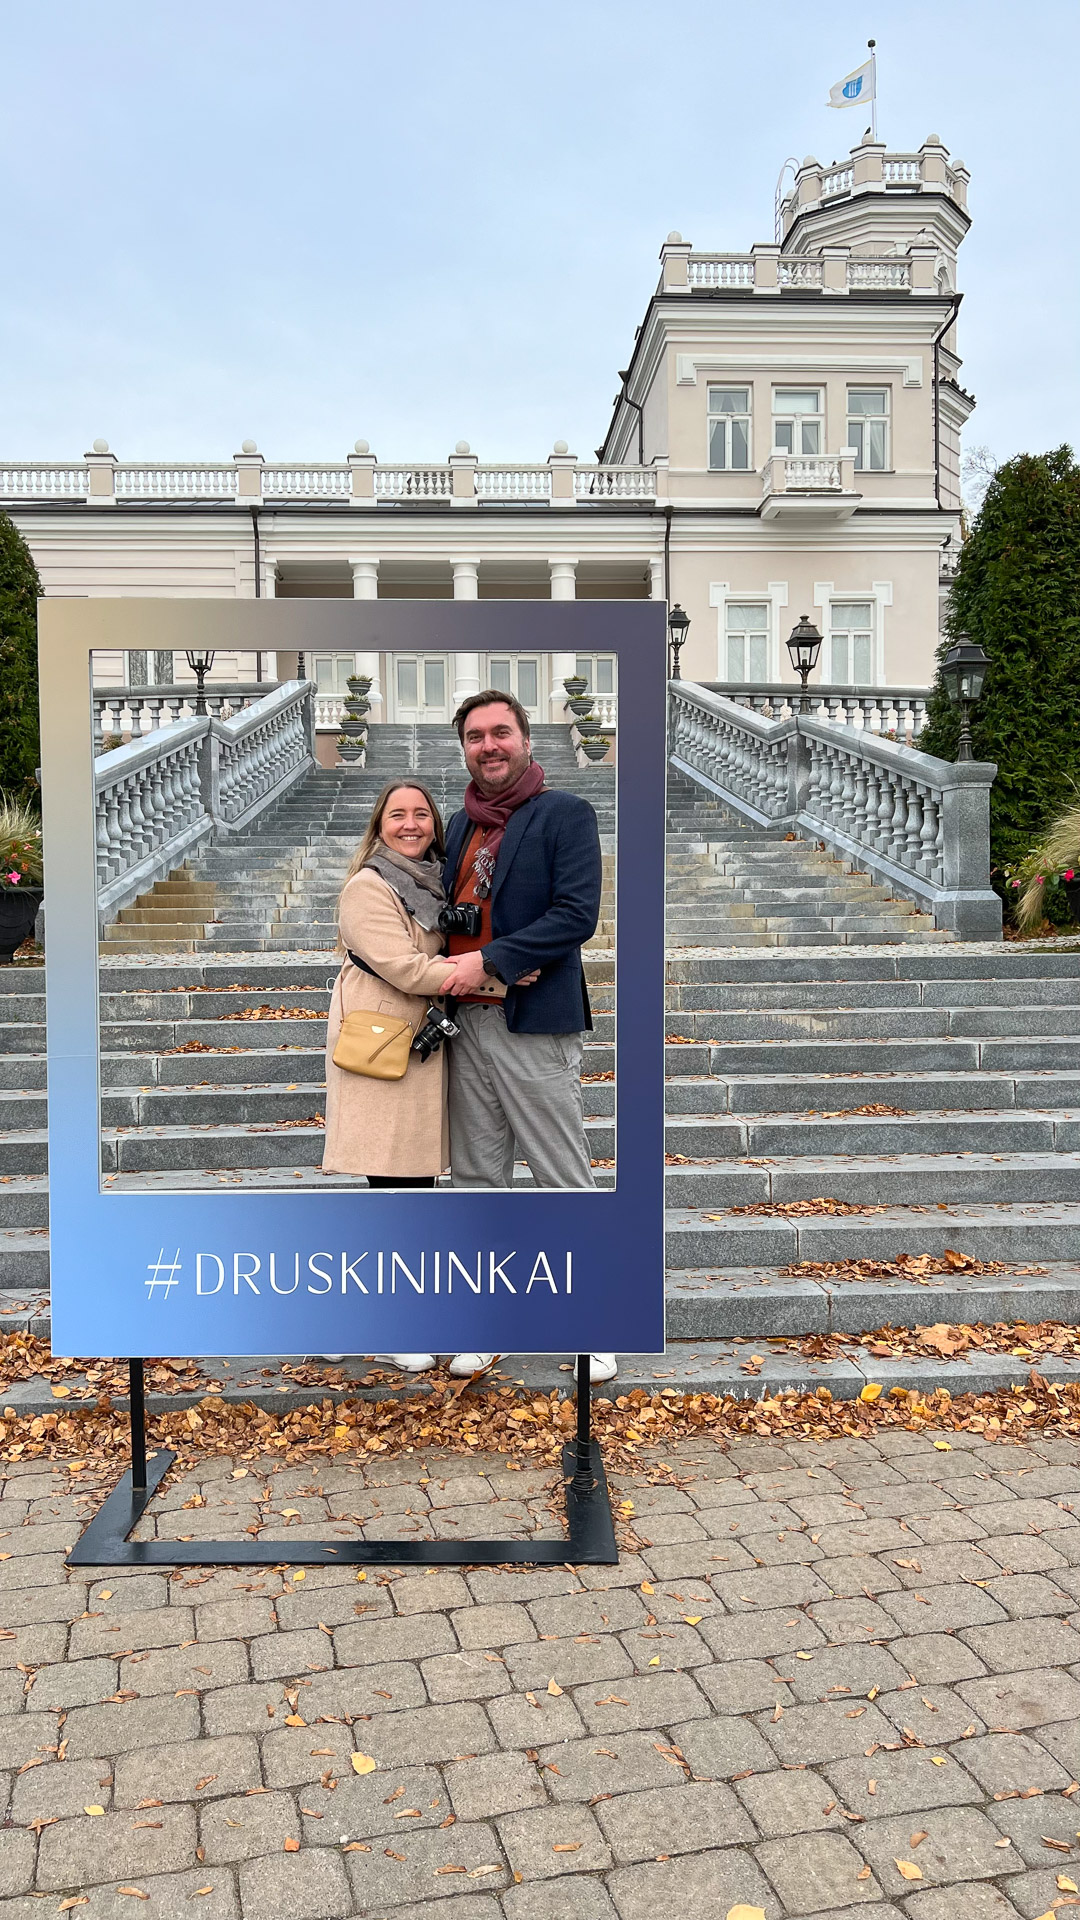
left=443, top=789, right=602, bottom=1034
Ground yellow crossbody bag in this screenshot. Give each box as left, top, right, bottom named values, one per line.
left=332, top=1009, right=416, bottom=1080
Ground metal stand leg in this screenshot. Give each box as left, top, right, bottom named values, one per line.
left=68, top=1356, right=617, bottom=1569
left=129, top=1359, right=147, bottom=1492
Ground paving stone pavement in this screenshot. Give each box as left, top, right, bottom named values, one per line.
left=5, top=1433, right=1080, bottom=1916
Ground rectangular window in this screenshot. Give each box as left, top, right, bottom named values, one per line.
left=847, top=388, right=889, bottom=470
left=396, top=658, right=418, bottom=709
left=574, top=654, right=617, bottom=695
left=708, top=386, right=751, bottom=470
left=424, top=658, right=445, bottom=709
left=725, top=603, right=769, bottom=682
left=489, top=658, right=512, bottom=694
left=314, top=655, right=353, bottom=693
left=517, top=659, right=538, bottom=709
left=830, top=601, right=874, bottom=685
left=772, top=388, right=823, bottom=456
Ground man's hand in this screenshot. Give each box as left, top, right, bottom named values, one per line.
left=440, top=949, right=490, bottom=997
left=515, top=969, right=540, bottom=985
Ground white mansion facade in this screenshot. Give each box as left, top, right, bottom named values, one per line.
left=4, top=133, right=971, bottom=755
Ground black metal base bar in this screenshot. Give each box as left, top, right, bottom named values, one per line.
left=67, top=1354, right=618, bottom=1568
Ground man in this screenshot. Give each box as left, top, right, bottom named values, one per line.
left=438, top=689, right=616, bottom=1384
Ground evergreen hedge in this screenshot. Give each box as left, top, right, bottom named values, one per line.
left=919, top=446, right=1080, bottom=875
left=0, top=514, right=41, bottom=797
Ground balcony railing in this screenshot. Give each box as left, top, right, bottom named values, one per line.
left=1, top=453, right=657, bottom=506
left=705, top=683, right=930, bottom=738
left=779, top=141, right=969, bottom=238
left=93, top=683, right=273, bottom=753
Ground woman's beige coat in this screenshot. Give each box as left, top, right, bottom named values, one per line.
left=322, top=867, right=454, bottom=1178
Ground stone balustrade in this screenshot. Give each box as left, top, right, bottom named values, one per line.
left=93, top=683, right=273, bottom=752
left=668, top=681, right=999, bottom=940
left=706, top=682, right=930, bottom=738
left=682, top=252, right=915, bottom=294
left=95, top=681, right=315, bottom=924
left=0, top=451, right=657, bottom=506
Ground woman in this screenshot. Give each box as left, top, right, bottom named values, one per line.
left=324, top=779, right=456, bottom=1194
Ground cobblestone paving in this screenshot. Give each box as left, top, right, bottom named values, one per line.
left=6, top=1432, right=1080, bottom=1916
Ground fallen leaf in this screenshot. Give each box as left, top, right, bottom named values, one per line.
left=895, top=1859, right=923, bottom=1880
left=58, top=1902, right=89, bottom=1912
left=933, top=1440, right=952, bottom=1451
left=83, top=1805, right=105, bottom=1816
left=552, top=1842, right=582, bottom=1852
left=684, top=1616, right=702, bottom=1626
left=725, top=1907, right=767, bottom=1920
left=856, top=1865, right=871, bottom=1880
left=795, top=1651, right=814, bottom=1661
left=930, top=1756, right=947, bottom=1766
left=351, top=1753, right=377, bottom=1775
left=1059, top=1875, right=1080, bottom=1892
left=283, top=1837, right=300, bottom=1851
left=648, top=1657, right=660, bottom=1667
left=547, top=1679, right=563, bottom=1696
left=117, top=1892, right=149, bottom=1901
left=641, top=1581, right=655, bottom=1595
left=859, top=1384, right=883, bottom=1403
left=284, top=1715, right=306, bottom=1728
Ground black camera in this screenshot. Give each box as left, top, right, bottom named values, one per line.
left=412, top=1005, right=460, bottom=1063
left=438, top=902, right=482, bottom=937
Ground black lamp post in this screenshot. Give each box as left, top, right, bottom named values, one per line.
left=668, top=603, right=690, bottom=680
left=941, top=635, right=989, bottom=762
left=785, top=614, right=823, bottom=713
left=184, top=648, right=216, bottom=716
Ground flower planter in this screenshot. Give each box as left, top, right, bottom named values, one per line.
left=0, top=889, right=43, bottom=962
left=578, top=738, right=610, bottom=763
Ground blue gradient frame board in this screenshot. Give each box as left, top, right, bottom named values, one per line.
left=40, top=599, right=667, bottom=1361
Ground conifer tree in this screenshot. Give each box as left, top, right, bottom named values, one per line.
left=919, top=446, right=1080, bottom=870
left=0, top=513, right=41, bottom=796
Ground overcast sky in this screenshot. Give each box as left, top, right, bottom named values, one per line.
left=2, top=1, right=1076, bottom=470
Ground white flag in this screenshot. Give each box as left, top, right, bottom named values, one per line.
left=827, top=59, right=874, bottom=108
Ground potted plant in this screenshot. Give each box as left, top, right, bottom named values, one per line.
left=1005, top=796, right=1080, bottom=932
left=336, top=733, right=365, bottom=765
left=577, top=732, right=610, bottom=763
left=0, top=798, right=44, bottom=962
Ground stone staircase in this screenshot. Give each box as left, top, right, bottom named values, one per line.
left=7, top=740, right=1080, bottom=1406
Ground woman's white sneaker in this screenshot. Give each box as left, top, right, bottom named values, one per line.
left=447, top=1352, right=498, bottom=1377
left=380, top=1354, right=438, bottom=1372
left=590, top=1352, right=618, bottom=1383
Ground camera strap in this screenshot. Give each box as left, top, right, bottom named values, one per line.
left=345, top=947, right=381, bottom=982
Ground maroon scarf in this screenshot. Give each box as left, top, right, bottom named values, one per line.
left=462, top=759, right=546, bottom=862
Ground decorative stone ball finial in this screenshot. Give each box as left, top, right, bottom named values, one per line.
left=924, top=133, right=942, bottom=146
left=354, top=439, right=370, bottom=455
left=92, top=438, right=109, bottom=454
left=454, top=440, right=471, bottom=456
left=241, top=439, right=258, bottom=455
left=553, top=440, right=568, bottom=456
left=666, top=230, right=682, bottom=244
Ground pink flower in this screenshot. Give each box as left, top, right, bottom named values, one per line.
left=1067, top=870, right=1076, bottom=882
left=1011, top=879, right=1021, bottom=888
left=1037, top=875, right=1045, bottom=884
left=5, top=871, right=21, bottom=885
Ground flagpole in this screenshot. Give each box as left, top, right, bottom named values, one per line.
left=868, top=38, right=877, bottom=141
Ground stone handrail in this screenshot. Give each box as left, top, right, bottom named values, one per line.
left=0, top=454, right=658, bottom=505
left=704, top=682, right=930, bottom=738
left=95, top=681, right=315, bottom=923
left=93, top=682, right=275, bottom=751
left=668, top=681, right=1000, bottom=940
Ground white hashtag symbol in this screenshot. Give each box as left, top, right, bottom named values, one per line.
left=146, top=1248, right=182, bottom=1297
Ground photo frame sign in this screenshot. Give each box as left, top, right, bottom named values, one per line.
left=40, top=598, right=667, bottom=1360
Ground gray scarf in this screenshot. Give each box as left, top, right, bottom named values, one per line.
left=364, top=845, right=446, bottom=932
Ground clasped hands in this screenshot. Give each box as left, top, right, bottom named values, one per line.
left=439, top=948, right=540, bottom=997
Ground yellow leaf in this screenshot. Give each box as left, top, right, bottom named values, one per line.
left=547, top=1678, right=563, bottom=1696
left=231, top=1468, right=248, bottom=1478
left=859, top=1383, right=883, bottom=1403
left=355, top=1571, right=367, bottom=1582
left=51, top=1384, right=71, bottom=1398
left=283, top=1837, right=300, bottom=1851
left=1059, top=1876, right=1079, bottom=1892
left=895, top=1860, right=923, bottom=1881
left=292, top=1571, right=305, bottom=1581
left=795, top=1651, right=813, bottom=1661
left=930, top=1756, right=947, bottom=1766
left=98, top=1590, right=112, bottom=1600
left=351, top=1753, right=377, bottom=1775
left=683, top=1616, right=702, bottom=1626
left=640, top=1581, right=655, bottom=1595
left=83, top=1805, right=105, bottom=1816
left=933, top=1440, right=952, bottom=1451
left=648, top=1656, right=660, bottom=1667
left=725, top=1907, right=767, bottom=1920
left=284, top=1715, right=306, bottom=1728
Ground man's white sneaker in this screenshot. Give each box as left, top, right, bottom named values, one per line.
left=380, top=1354, right=438, bottom=1372
left=447, top=1352, right=498, bottom=1377
left=320, top=1356, right=346, bottom=1363
left=590, top=1352, right=618, bottom=1383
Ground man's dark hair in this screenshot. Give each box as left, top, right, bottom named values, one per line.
left=453, top=688, right=531, bottom=744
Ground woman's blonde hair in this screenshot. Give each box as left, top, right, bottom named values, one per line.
left=336, top=779, right=446, bottom=948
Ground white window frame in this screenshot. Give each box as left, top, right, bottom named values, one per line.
left=709, top=581, right=789, bottom=683
left=812, top=581, right=893, bottom=687
left=846, top=387, right=891, bottom=472
left=572, top=654, right=617, bottom=697
left=707, top=385, right=752, bottom=471
left=772, top=387, right=824, bottom=457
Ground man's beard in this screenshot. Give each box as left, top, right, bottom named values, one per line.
left=472, top=751, right=530, bottom=794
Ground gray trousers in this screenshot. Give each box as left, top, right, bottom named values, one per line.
left=448, top=1003, right=596, bottom=1189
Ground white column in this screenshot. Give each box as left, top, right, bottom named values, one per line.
left=648, top=557, right=664, bottom=600
left=451, top=561, right=481, bottom=702
left=350, top=559, right=382, bottom=708
left=549, top=559, right=578, bottom=711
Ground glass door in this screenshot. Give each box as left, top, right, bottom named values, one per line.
left=485, top=655, right=542, bottom=722
left=392, top=655, right=449, bottom=723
